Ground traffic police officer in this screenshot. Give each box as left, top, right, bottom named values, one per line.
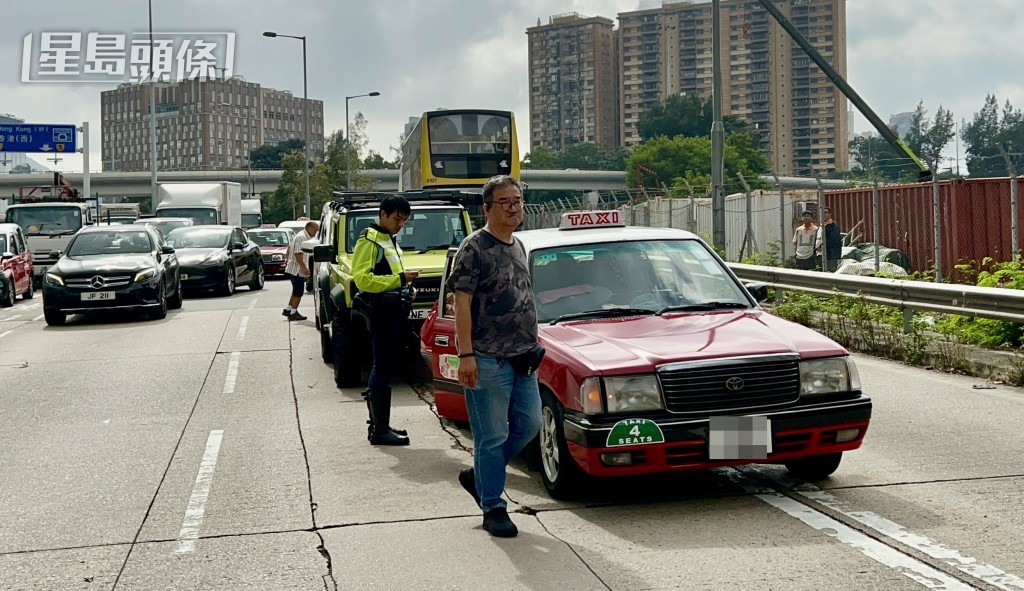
left=352, top=194, right=418, bottom=446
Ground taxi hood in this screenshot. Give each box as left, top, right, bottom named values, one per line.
left=540, top=310, right=846, bottom=374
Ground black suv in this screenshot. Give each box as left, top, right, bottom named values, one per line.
left=42, top=225, right=183, bottom=325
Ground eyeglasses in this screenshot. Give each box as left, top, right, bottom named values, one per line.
left=488, top=199, right=524, bottom=212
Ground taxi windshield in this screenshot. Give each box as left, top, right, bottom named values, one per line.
left=248, top=230, right=291, bottom=247
left=530, top=239, right=750, bottom=323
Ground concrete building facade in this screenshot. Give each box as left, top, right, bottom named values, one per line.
left=100, top=78, right=324, bottom=172
left=527, top=13, right=619, bottom=152
left=617, top=0, right=849, bottom=176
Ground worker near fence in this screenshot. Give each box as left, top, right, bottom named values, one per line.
left=820, top=207, right=842, bottom=272
left=792, top=211, right=821, bottom=270
left=352, top=194, right=419, bottom=446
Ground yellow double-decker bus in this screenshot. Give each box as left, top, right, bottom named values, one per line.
left=400, top=109, right=520, bottom=190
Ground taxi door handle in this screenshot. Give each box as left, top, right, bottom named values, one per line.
left=435, top=335, right=450, bottom=347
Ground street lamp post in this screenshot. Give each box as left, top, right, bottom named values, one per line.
left=345, top=91, right=381, bottom=191
left=147, top=0, right=158, bottom=203
left=263, top=31, right=311, bottom=218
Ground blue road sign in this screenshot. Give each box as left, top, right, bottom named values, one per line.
left=0, top=123, right=77, bottom=154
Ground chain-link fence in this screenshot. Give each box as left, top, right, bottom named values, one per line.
left=523, top=175, right=1024, bottom=281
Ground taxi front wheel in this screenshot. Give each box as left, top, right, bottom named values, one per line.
left=784, top=452, right=843, bottom=481
left=539, top=389, right=585, bottom=500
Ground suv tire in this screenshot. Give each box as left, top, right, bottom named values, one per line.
left=331, top=308, right=363, bottom=388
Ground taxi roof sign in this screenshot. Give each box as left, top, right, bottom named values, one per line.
left=559, top=210, right=625, bottom=230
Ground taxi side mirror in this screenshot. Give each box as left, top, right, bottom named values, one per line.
left=311, top=244, right=336, bottom=263
left=745, top=282, right=769, bottom=303
left=160, top=245, right=175, bottom=255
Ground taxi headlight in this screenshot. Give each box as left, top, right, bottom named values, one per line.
left=44, top=272, right=64, bottom=286
left=272, top=254, right=284, bottom=261
left=603, top=375, right=663, bottom=413
left=799, top=357, right=861, bottom=397
left=134, top=268, right=157, bottom=282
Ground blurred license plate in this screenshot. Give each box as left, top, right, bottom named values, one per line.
left=409, top=308, right=428, bottom=320
left=708, top=416, right=772, bottom=460
left=81, top=291, right=114, bottom=301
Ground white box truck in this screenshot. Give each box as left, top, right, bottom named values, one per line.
left=154, top=182, right=242, bottom=227
left=240, top=198, right=263, bottom=229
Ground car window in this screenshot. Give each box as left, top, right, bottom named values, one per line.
left=16, top=231, right=27, bottom=253
left=67, top=231, right=154, bottom=256
left=165, top=229, right=230, bottom=249
left=0, top=234, right=7, bottom=254
left=249, top=231, right=291, bottom=247
left=530, top=239, right=750, bottom=323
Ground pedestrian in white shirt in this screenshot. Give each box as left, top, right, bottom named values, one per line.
left=282, top=221, right=319, bottom=321
left=792, top=211, right=821, bottom=270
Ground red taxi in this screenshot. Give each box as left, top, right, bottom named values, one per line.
left=246, top=228, right=293, bottom=276
left=421, top=211, right=871, bottom=499
left=0, top=223, right=35, bottom=306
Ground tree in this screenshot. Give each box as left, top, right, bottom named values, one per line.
left=637, top=94, right=752, bottom=142
left=248, top=138, right=305, bottom=170
left=363, top=150, right=397, bottom=170
left=9, top=163, right=31, bottom=174
left=625, top=133, right=769, bottom=193
left=962, top=95, right=1024, bottom=177
left=521, top=143, right=629, bottom=171
left=904, top=101, right=956, bottom=174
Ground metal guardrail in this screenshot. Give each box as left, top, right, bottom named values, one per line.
left=728, top=263, right=1024, bottom=324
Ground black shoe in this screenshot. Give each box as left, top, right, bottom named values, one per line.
left=282, top=308, right=291, bottom=317
left=482, top=507, right=518, bottom=538
left=366, top=420, right=407, bottom=440
left=289, top=311, right=307, bottom=321
left=459, top=467, right=480, bottom=507
left=369, top=430, right=410, bottom=446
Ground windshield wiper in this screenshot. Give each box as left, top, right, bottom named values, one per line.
left=417, top=242, right=454, bottom=254
left=549, top=307, right=654, bottom=325
left=655, top=302, right=749, bottom=316
left=51, top=230, right=78, bottom=236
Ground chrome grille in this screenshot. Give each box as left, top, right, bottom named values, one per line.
left=65, top=274, right=133, bottom=290
left=657, top=354, right=801, bottom=415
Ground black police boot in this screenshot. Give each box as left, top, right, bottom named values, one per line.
left=365, top=388, right=407, bottom=441
left=368, top=389, right=409, bottom=446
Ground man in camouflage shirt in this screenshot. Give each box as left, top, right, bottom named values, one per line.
left=447, top=175, right=541, bottom=538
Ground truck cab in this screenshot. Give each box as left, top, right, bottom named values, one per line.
left=99, top=202, right=141, bottom=224
left=5, top=201, right=94, bottom=286
left=241, top=198, right=263, bottom=229
left=154, top=182, right=242, bottom=227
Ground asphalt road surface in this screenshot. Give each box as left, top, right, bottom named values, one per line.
left=1, top=278, right=1022, bottom=591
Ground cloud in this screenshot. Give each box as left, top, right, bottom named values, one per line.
left=0, top=0, right=1020, bottom=178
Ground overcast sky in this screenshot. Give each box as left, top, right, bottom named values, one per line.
left=2, top=0, right=1022, bottom=175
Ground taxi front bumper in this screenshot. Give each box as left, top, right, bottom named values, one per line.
left=562, top=395, right=871, bottom=477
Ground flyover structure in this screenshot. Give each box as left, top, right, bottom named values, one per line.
left=0, top=169, right=846, bottom=201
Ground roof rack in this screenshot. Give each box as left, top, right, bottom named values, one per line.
left=328, top=189, right=483, bottom=209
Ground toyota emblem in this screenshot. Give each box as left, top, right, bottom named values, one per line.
left=90, top=276, right=106, bottom=289
left=725, top=377, right=745, bottom=391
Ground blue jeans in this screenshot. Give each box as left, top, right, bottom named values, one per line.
left=464, top=353, right=542, bottom=512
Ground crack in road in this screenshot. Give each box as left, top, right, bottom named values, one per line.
left=109, top=320, right=234, bottom=590
left=288, top=322, right=339, bottom=591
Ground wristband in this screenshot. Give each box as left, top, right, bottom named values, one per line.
left=458, top=353, right=474, bottom=359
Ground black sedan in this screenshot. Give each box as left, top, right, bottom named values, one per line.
left=42, top=225, right=183, bottom=325
left=165, top=226, right=264, bottom=296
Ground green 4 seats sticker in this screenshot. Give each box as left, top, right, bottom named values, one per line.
left=606, top=419, right=665, bottom=447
